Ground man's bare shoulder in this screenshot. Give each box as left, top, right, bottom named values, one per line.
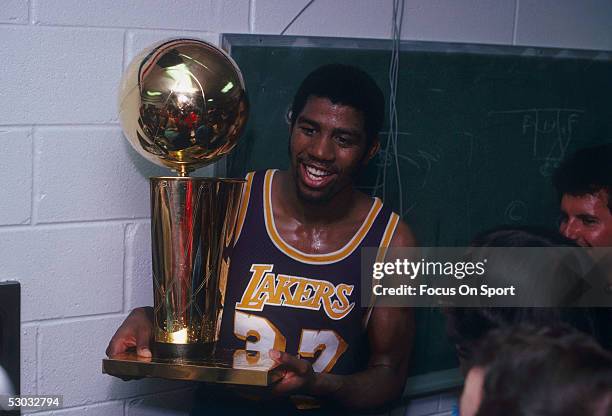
left=391, top=220, right=417, bottom=247
left=353, top=190, right=417, bottom=247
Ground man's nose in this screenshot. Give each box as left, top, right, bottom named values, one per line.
left=308, top=135, right=335, bottom=161
left=560, top=218, right=580, bottom=241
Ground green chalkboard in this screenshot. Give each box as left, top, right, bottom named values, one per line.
left=221, top=34, right=612, bottom=395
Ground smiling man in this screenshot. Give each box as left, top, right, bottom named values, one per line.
left=554, top=144, right=612, bottom=247
left=108, top=64, right=416, bottom=414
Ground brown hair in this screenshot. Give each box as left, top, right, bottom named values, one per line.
left=473, top=324, right=612, bottom=416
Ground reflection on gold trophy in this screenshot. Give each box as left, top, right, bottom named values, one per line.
left=104, top=39, right=278, bottom=385
left=118, top=38, right=247, bottom=359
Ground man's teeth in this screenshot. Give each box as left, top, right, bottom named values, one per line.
left=305, top=165, right=332, bottom=178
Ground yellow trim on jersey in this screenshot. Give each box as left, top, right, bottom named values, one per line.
left=263, top=169, right=383, bottom=265
left=364, top=212, right=400, bottom=330
left=375, top=212, right=400, bottom=263
left=233, top=171, right=255, bottom=245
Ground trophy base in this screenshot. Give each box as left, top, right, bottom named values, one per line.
left=103, top=349, right=279, bottom=386
left=153, top=341, right=215, bottom=360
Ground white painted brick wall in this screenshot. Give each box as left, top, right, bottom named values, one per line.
left=400, top=0, right=516, bottom=44
left=1, top=1, right=609, bottom=415
left=35, top=127, right=164, bottom=223
left=0, top=26, right=124, bottom=124
left=124, top=30, right=220, bottom=65
left=1, top=225, right=124, bottom=321
left=31, top=0, right=250, bottom=32
left=35, top=401, right=125, bottom=416
left=124, top=222, right=154, bottom=311
left=516, top=0, right=612, bottom=50
left=21, top=325, right=37, bottom=396
left=0, top=0, right=29, bottom=24
left=0, top=128, right=33, bottom=225
left=254, top=0, right=394, bottom=38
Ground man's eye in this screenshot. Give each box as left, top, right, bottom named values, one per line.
left=335, top=136, right=352, bottom=146
left=582, top=217, right=599, bottom=226
left=300, top=127, right=315, bottom=136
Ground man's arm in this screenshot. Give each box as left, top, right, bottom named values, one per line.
left=270, top=221, right=416, bottom=410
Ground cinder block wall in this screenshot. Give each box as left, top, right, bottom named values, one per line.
left=1, top=1, right=610, bottom=415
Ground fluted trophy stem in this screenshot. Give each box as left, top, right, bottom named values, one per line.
left=150, top=177, right=243, bottom=359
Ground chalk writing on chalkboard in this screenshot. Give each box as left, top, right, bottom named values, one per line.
left=488, top=108, right=585, bottom=177
left=505, top=200, right=528, bottom=222
left=366, top=131, right=440, bottom=217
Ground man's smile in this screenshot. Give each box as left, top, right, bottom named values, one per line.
left=299, top=162, right=337, bottom=189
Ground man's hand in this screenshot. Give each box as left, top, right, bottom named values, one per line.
left=269, top=350, right=316, bottom=396
left=106, top=307, right=154, bottom=358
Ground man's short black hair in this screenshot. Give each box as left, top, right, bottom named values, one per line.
left=289, top=64, right=385, bottom=144
left=553, top=143, right=612, bottom=212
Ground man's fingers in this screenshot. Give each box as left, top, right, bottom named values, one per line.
left=106, top=343, right=119, bottom=358
left=136, top=347, right=152, bottom=358
left=106, top=332, right=135, bottom=357
left=135, top=326, right=152, bottom=358
left=106, top=332, right=130, bottom=358
left=269, top=350, right=309, bottom=374
left=271, top=378, right=303, bottom=395
left=269, top=367, right=301, bottom=396
left=105, top=342, right=114, bottom=358
left=106, top=308, right=154, bottom=358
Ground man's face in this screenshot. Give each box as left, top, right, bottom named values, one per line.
left=289, top=96, right=378, bottom=203
left=559, top=190, right=612, bottom=247
left=460, top=366, right=485, bottom=416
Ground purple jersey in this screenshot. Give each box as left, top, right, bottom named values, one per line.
left=218, top=170, right=399, bottom=375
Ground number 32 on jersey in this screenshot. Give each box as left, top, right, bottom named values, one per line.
left=234, top=311, right=348, bottom=373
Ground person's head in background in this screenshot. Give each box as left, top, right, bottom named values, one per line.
left=444, top=226, right=607, bottom=373
left=460, top=324, right=612, bottom=416
left=553, top=143, right=612, bottom=247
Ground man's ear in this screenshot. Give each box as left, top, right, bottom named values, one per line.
left=362, top=137, right=380, bottom=166
left=287, top=109, right=295, bottom=134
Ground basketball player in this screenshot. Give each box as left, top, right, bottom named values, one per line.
left=107, top=64, right=416, bottom=412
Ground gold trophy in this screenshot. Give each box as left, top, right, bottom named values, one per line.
left=103, top=39, right=277, bottom=385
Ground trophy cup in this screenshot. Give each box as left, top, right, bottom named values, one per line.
left=103, top=39, right=277, bottom=385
